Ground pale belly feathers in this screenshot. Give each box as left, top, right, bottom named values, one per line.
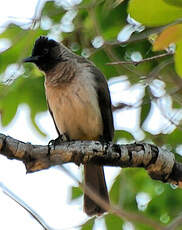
left=45, top=74, right=103, bottom=140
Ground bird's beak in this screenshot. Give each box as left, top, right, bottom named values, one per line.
left=23, top=56, right=39, bottom=63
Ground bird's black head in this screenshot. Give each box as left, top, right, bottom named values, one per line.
left=23, top=36, right=61, bottom=72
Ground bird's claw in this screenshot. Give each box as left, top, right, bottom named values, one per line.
left=47, top=133, right=70, bottom=156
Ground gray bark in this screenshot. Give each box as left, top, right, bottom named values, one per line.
left=0, top=133, right=181, bottom=186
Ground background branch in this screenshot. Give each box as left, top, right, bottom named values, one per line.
left=106, top=52, right=173, bottom=66
left=0, top=183, right=52, bottom=230
left=165, top=212, right=182, bottom=230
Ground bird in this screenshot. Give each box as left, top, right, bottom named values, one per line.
left=23, top=36, right=114, bottom=216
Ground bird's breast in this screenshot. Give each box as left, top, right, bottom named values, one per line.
left=45, top=73, right=103, bottom=140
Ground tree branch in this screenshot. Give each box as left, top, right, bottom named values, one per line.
left=112, top=102, right=134, bottom=112
left=0, top=133, right=181, bottom=186
left=0, top=183, right=52, bottom=230
left=165, top=212, right=182, bottom=230
left=105, top=18, right=182, bottom=46
left=106, top=52, right=173, bottom=66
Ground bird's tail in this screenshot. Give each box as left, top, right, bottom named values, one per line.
left=84, top=164, right=109, bottom=216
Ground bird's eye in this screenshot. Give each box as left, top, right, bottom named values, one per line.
left=42, top=48, right=48, bottom=55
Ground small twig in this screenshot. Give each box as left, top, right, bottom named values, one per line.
left=112, top=102, right=135, bottom=111
left=0, top=183, right=53, bottom=230
left=146, top=58, right=174, bottom=82
left=89, top=4, right=141, bottom=76
left=0, top=181, right=90, bottom=230
left=155, top=97, right=182, bottom=132
left=104, top=26, right=166, bottom=46
left=165, top=212, right=182, bottom=230
left=30, top=0, right=42, bottom=29
left=104, top=44, right=142, bottom=76
left=106, top=52, right=173, bottom=66
left=105, top=18, right=182, bottom=46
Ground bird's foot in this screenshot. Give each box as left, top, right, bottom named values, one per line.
left=98, top=136, right=106, bottom=145
left=47, top=133, right=70, bottom=156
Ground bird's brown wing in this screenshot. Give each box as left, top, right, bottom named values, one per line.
left=90, top=65, right=114, bottom=142
left=84, top=65, right=114, bottom=215
left=76, top=56, right=114, bottom=141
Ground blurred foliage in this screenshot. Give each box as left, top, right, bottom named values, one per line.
left=140, top=86, right=151, bottom=127
left=1, top=0, right=182, bottom=229
left=81, top=218, right=95, bottom=230
left=71, top=186, right=83, bottom=200
left=129, top=0, right=182, bottom=26
left=105, top=214, right=124, bottom=230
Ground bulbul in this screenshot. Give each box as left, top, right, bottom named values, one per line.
left=24, top=36, right=114, bottom=216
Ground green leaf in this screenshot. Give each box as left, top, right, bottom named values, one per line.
left=109, top=169, right=138, bottom=210
left=109, top=173, right=122, bottom=204
left=95, top=1, right=127, bottom=40
left=0, top=75, right=47, bottom=135
left=0, top=24, right=47, bottom=74
left=70, top=186, right=83, bottom=200
left=105, top=214, right=123, bottom=230
left=81, top=218, right=95, bottom=230
left=175, top=40, right=182, bottom=77
left=90, top=50, right=118, bottom=79
left=164, top=0, right=182, bottom=7
left=165, top=129, right=182, bottom=147
left=41, top=1, right=65, bottom=24
left=128, top=0, right=182, bottom=26
left=135, top=223, right=155, bottom=230
left=147, top=183, right=182, bottom=220
left=114, top=130, right=134, bottom=142
left=0, top=24, right=22, bottom=40
left=140, top=87, right=151, bottom=127
left=0, top=84, right=19, bottom=126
